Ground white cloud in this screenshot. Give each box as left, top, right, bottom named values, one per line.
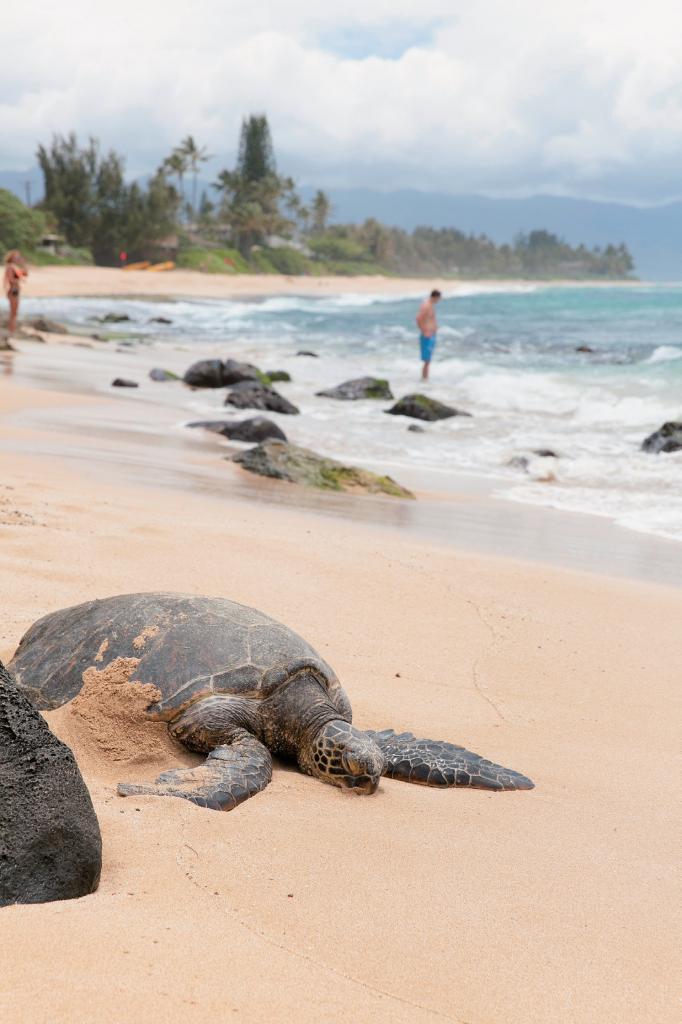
left=2, top=1, right=682, bottom=201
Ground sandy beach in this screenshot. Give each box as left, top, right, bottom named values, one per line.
left=24, top=264, right=638, bottom=301
left=1, top=270, right=680, bottom=1023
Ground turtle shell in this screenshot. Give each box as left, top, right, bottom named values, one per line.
left=9, top=593, right=341, bottom=720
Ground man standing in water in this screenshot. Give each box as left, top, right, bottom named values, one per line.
left=416, top=289, right=441, bottom=380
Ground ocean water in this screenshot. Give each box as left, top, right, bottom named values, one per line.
left=21, top=283, right=682, bottom=542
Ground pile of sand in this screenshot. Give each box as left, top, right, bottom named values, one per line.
left=47, top=656, right=187, bottom=783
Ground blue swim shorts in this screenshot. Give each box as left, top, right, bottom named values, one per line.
left=420, top=333, right=437, bottom=362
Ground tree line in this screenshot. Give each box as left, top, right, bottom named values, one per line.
left=0, top=115, right=635, bottom=279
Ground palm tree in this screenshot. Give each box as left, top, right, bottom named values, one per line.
left=180, top=135, right=211, bottom=220
left=163, top=151, right=188, bottom=219
left=312, top=190, right=331, bottom=234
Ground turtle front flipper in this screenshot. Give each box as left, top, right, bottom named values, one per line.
left=364, top=729, right=534, bottom=791
left=118, top=728, right=272, bottom=811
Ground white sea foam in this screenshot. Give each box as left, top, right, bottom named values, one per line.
left=644, top=345, right=682, bottom=364
left=22, top=287, right=682, bottom=546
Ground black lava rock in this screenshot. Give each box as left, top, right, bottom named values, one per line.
left=296, top=350, right=319, bottom=357
left=232, top=441, right=413, bottom=497
left=221, top=359, right=262, bottom=386
left=641, top=421, right=682, bottom=454
left=316, top=377, right=393, bottom=401
left=183, top=359, right=226, bottom=388
left=111, top=378, right=139, bottom=388
left=385, top=394, right=471, bottom=421
left=0, top=660, right=101, bottom=906
left=182, top=358, right=263, bottom=388
left=188, top=417, right=288, bottom=443
left=224, top=381, right=299, bottom=415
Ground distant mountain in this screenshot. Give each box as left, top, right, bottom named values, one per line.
left=3, top=168, right=680, bottom=279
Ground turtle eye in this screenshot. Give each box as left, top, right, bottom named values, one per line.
left=341, top=751, right=363, bottom=776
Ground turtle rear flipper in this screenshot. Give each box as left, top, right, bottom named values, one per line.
left=118, top=729, right=272, bottom=811
left=364, top=729, right=534, bottom=791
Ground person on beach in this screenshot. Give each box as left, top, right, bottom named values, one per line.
left=4, top=251, right=27, bottom=334
left=416, top=289, right=441, bottom=380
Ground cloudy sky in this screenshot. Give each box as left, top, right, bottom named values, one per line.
left=3, top=1, right=682, bottom=203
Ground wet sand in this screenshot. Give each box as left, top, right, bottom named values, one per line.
left=0, top=286, right=680, bottom=1023
left=4, top=332, right=682, bottom=588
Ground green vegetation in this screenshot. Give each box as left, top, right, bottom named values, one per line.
left=36, top=134, right=177, bottom=264
left=25, top=115, right=635, bottom=279
left=318, top=464, right=414, bottom=498
left=363, top=379, right=390, bottom=399
left=261, top=370, right=291, bottom=384
left=175, top=245, right=249, bottom=273
left=305, top=224, right=634, bottom=279
left=0, top=189, right=45, bottom=252
left=28, top=246, right=94, bottom=266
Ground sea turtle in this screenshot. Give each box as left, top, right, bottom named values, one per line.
left=9, top=593, right=533, bottom=811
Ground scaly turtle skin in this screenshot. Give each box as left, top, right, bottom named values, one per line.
left=9, top=593, right=533, bottom=811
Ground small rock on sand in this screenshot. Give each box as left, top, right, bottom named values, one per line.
left=386, top=394, right=471, bottom=421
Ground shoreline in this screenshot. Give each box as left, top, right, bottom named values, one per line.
left=23, top=264, right=644, bottom=300
left=3, top=328, right=682, bottom=587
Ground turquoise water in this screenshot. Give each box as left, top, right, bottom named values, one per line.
left=22, top=283, right=682, bottom=541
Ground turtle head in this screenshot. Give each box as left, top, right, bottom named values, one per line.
left=302, top=721, right=384, bottom=794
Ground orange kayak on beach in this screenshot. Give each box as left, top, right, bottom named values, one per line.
left=121, top=261, right=151, bottom=271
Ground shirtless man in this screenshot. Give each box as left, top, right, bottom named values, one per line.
left=416, top=289, right=441, bottom=380
left=4, top=251, right=27, bottom=334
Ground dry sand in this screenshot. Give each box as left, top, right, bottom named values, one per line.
left=0, top=365, right=679, bottom=1024
left=22, top=264, right=636, bottom=301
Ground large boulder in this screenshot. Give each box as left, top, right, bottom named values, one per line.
left=232, top=440, right=414, bottom=498
left=316, top=377, right=393, bottom=401
left=221, top=359, right=262, bottom=386
left=0, top=659, right=101, bottom=906
left=183, top=359, right=226, bottom=388
left=224, top=381, right=299, bottom=415
left=641, top=421, right=682, bottom=454
left=385, top=394, right=471, bottom=421
left=182, top=358, right=264, bottom=388
left=188, top=417, right=287, bottom=443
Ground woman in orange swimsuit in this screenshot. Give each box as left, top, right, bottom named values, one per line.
left=4, top=250, right=28, bottom=334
